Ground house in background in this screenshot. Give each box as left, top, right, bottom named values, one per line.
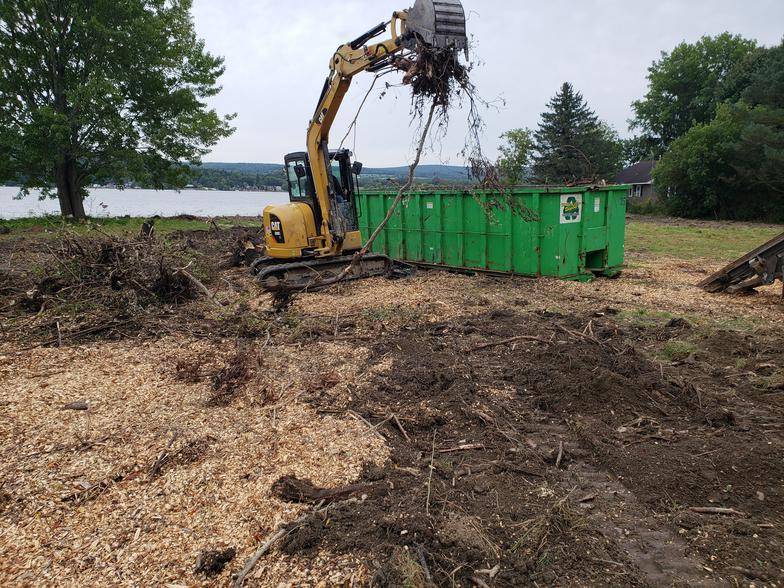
left=615, top=160, right=658, bottom=202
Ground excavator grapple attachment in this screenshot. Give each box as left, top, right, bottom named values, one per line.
left=406, top=0, right=468, bottom=53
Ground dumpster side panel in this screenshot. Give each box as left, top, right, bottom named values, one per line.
left=463, top=195, right=487, bottom=270
left=356, top=186, right=626, bottom=280
left=443, top=193, right=464, bottom=267
left=486, top=198, right=511, bottom=272
left=606, top=187, right=628, bottom=270
left=539, top=194, right=560, bottom=277
left=557, top=192, right=584, bottom=278
left=511, top=192, right=540, bottom=276
left=419, top=193, right=444, bottom=264
left=582, top=191, right=609, bottom=255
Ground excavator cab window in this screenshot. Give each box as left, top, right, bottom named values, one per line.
left=284, top=150, right=359, bottom=235
left=330, top=161, right=344, bottom=195
left=285, top=153, right=323, bottom=231
left=331, top=150, right=359, bottom=232
left=285, top=157, right=310, bottom=200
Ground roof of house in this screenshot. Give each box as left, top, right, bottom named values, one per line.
left=615, top=160, right=656, bottom=185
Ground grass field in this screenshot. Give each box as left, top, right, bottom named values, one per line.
left=0, top=214, right=260, bottom=236
left=626, top=217, right=782, bottom=261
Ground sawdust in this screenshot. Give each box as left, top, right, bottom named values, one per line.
left=0, top=338, right=387, bottom=586
left=297, top=252, right=784, bottom=330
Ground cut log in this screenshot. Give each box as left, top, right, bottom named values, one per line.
left=270, top=475, right=370, bottom=505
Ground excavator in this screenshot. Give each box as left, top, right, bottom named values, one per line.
left=252, top=0, right=468, bottom=291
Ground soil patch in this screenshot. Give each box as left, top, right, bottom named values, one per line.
left=277, top=309, right=784, bottom=586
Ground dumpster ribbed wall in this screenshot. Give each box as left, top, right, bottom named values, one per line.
left=355, top=186, right=628, bottom=280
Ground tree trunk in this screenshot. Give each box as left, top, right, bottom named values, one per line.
left=54, top=156, right=85, bottom=219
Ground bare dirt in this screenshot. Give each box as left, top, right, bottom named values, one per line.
left=275, top=308, right=784, bottom=586
left=0, top=220, right=782, bottom=586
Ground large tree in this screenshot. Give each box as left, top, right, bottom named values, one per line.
left=652, top=104, right=745, bottom=219
left=631, top=33, right=757, bottom=154
left=531, top=83, right=623, bottom=184
left=653, top=41, right=784, bottom=221
left=0, top=0, right=234, bottom=218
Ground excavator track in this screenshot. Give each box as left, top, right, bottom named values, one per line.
left=253, top=254, right=394, bottom=293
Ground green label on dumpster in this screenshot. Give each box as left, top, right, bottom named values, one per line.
left=561, top=194, right=582, bottom=224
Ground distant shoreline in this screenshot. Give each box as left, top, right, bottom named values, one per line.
left=0, top=187, right=287, bottom=220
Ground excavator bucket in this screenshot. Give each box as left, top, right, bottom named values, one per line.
left=406, top=0, right=468, bottom=53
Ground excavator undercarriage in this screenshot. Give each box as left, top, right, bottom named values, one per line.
left=252, top=254, right=394, bottom=293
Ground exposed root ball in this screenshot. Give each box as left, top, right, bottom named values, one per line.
left=194, top=547, right=236, bottom=577
left=392, top=38, right=504, bottom=200
left=394, top=42, right=470, bottom=109
left=209, top=350, right=252, bottom=406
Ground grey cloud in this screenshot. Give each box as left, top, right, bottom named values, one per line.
left=193, top=0, right=784, bottom=166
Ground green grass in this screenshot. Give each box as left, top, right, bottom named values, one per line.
left=759, top=369, right=784, bottom=391
left=4, top=213, right=781, bottom=265
left=617, top=308, right=675, bottom=329
left=626, top=220, right=782, bottom=261
left=0, top=214, right=260, bottom=238
left=660, top=340, right=698, bottom=362
left=618, top=306, right=763, bottom=333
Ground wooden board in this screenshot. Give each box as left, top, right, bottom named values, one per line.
left=698, top=232, right=784, bottom=292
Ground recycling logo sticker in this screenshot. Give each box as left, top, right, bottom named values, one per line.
left=560, top=194, right=582, bottom=224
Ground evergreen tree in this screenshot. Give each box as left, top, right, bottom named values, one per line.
left=532, top=83, right=623, bottom=183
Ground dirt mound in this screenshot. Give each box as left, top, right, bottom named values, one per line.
left=277, top=311, right=660, bottom=586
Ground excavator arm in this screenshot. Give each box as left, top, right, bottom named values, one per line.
left=307, top=0, right=467, bottom=256
left=306, top=12, right=408, bottom=255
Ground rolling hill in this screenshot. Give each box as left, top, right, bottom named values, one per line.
left=201, top=162, right=469, bottom=182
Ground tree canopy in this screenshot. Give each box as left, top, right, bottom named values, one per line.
left=531, top=83, right=623, bottom=184
left=653, top=41, right=784, bottom=221
left=630, top=33, right=758, bottom=155
left=497, top=128, right=534, bottom=185
left=0, top=0, right=234, bottom=218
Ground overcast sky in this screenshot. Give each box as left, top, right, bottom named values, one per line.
left=191, top=0, right=784, bottom=167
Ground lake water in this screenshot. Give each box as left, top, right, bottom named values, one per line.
left=0, top=186, right=289, bottom=219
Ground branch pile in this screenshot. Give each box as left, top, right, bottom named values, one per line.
left=0, top=233, right=218, bottom=345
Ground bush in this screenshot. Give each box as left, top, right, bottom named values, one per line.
left=653, top=104, right=784, bottom=222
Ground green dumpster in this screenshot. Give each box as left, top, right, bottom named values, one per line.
left=355, top=185, right=628, bottom=281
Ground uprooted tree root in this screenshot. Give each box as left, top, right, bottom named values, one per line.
left=1, top=235, right=201, bottom=345
left=208, top=345, right=256, bottom=406
left=394, top=41, right=471, bottom=111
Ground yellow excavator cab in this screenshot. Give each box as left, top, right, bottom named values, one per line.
left=263, top=149, right=363, bottom=259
